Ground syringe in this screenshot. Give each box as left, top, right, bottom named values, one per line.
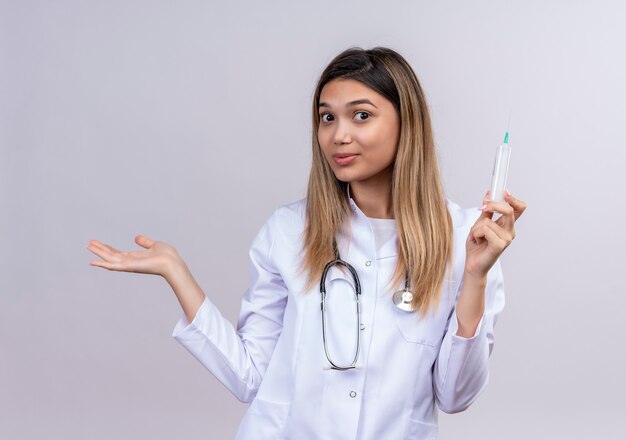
left=489, top=132, right=511, bottom=202
left=488, top=132, right=512, bottom=221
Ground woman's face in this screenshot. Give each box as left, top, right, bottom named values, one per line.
left=317, top=78, right=400, bottom=185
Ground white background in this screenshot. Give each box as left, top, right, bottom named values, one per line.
left=1, top=0, right=624, bottom=438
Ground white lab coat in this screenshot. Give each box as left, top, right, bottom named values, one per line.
left=172, top=185, right=505, bottom=440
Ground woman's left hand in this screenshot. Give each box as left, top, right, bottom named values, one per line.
left=465, top=190, right=527, bottom=277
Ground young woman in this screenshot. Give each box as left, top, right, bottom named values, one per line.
left=87, top=46, right=526, bottom=439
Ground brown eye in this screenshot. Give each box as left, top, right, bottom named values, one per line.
left=355, top=111, right=370, bottom=121
left=320, top=113, right=333, bottom=123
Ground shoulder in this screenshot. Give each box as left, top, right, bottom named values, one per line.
left=267, top=196, right=478, bottom=230
left=249, top=198, right=306, bottom=256
left=257, top=198, right=307, bottom=262
left=445, top=197, right=481, bottom=230
left=271, top=197, right=306, bottom=222
left=262, top=197, right=307, bottom=235
left=270, top=197, right=478, bottom=229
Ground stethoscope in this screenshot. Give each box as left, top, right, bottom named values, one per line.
left=319, top=238, right=415, bottom=371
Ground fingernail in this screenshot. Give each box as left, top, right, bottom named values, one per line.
left=478, top=204, right=487, bottom=211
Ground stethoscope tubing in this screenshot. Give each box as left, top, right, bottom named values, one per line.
left=320, top=257, right=362, bottom=370
left=319, top=238, right=413, bottom=370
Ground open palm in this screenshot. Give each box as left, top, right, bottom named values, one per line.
left=86, top=235, right=178, bottom=277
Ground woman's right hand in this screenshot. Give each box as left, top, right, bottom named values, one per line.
left=86, top=235, right=181, bottom=278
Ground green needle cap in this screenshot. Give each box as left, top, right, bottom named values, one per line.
left=503, top=132, right=509, bottom=144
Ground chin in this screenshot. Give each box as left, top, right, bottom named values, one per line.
left=334, top=168, right=373, bottom=184
left=332, top=172, right=357, bottom=184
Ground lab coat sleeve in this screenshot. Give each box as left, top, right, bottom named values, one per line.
left=433, top=257, right=505, bottom=414
left=171, top=208, right=288, bottom=403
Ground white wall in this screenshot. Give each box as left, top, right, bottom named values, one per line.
left=1, top=1, right=624, bottom=438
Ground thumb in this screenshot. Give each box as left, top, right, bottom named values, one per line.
left=135, top=234, right=155, bottom=249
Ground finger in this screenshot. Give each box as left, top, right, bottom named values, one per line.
left=135, top=235, right=155, bottom=249
left=477, top=190, right=496, bottom=220
left=473, top=216, right=514, bottom=243
left=478, top=202, right=494, bottom=221
left=503, top=190, right=527, bottom=220
left=89, top=259, right=125, bottom=271
left=494, top=215, right=516, bottom=239
left=86, top=243, right=120, bottom=263
left=89, top=240, right=123, bottom=255
left=476, top=191, right=489, bottom=219
left=473, top=222, right=508, bottom=253
left=479, top=199, right=515, bottom=226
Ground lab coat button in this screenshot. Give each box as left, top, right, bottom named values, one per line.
left=365, top=260, right=371, bottom=267
left=349, top=391, right=357, bottom=398
left=360, top=323, right=366, bottom=330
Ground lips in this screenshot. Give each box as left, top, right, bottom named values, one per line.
left=333, top=153, right=358, bottom=166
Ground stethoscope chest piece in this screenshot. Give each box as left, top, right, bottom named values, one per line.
left=393, top=289, right=418, bottom=312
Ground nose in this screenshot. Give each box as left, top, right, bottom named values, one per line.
left=333, top=119, right=352, bottom=145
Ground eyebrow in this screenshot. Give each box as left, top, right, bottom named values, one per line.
left=318, top=99, right=378, bottom=109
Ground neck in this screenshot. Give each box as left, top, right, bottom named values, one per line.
left=349, top=172, right=394, bottom=219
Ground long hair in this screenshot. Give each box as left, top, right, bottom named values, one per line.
left=297, top=46, right=454, bottom=317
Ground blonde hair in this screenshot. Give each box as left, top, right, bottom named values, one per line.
left=297, top=46, right=454, bottom=317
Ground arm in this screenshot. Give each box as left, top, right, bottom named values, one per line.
left=164, top=261, right=207, bottom=324
left=433, top=190, right=524, bottom=413
left=433, top=257, right=505, bottom=414
left=170, top=209, right=288, bottom=403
